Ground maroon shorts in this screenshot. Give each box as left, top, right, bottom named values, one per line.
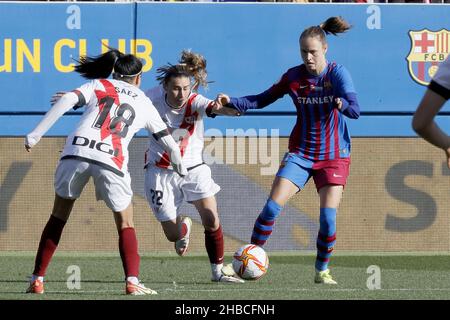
left=311, top=158, right=351, bottom=192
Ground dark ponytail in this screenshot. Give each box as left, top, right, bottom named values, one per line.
left=74, top=48, right=142, bottom=81
left=300, top=16, right=351, bottom=44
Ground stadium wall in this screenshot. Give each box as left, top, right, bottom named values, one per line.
left=0, top=3, right=449, bottom=252
left=1, top=137, right=450, bottom=253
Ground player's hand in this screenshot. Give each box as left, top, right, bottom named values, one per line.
left=24, top=135, right=38, bottom=152
left=217, top=93, right=230, bottom=106
left=212, top=100, right=240, bottom=116
left=334, top=97, right=343, bottom=110
left=51, top=91, right=67, bottom=106
left=213, top=94, right=240, bottom=116
left=173, top=163, right=188, bottom=178
left=445, top=147, right=450, bottom=169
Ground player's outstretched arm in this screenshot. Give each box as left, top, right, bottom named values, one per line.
left=212, top=93, right=243, bottom=116
left=50, top=91, right=68, bottom=106
left=25, top=92, right=78, bottom=152
left=215, top=87, right=280, bottom=115
left=412, top=88, right=450, bottom=168
left=211, top=95, right=241, bottom=116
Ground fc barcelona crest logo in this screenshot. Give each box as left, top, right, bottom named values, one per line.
left=406, top=29, right=449, bottom=86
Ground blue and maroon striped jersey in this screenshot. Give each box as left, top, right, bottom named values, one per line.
left=230, top=62, right=360, bottom=164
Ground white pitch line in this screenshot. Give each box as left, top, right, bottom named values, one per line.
left=38, top=290, right=121, bottom=294
left=162, top=287, right=450, bottom=293
left=17, top=287, right=450, bottom=295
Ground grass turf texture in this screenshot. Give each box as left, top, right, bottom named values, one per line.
left=1, top=252, right=450, bottom=300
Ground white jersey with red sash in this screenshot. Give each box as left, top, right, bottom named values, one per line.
left=144, top=85, right=215, bottom=170
left=61, top=79, right=167, bottom=177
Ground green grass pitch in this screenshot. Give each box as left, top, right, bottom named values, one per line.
left=1, top=252, right=450, bottom=300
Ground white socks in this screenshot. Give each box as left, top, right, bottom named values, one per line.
left=211, top=263, right=224, bottom=280
left=126, top=276, right=139, bottom=285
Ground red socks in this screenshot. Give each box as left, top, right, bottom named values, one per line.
left=204, top=225, right=224, bottom=264
left=33, top=215, right=66, bottom=276
left=33, top=218, right=140, bottom=279
left=119, top=227, right=140, bottom=278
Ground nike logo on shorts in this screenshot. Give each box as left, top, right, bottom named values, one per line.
left=333, top=173, right=343, bottom=178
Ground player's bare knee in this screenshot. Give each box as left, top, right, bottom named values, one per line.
left=199, top=210, right=219, bottom=229
left=202, top=217, right=220, bottom=232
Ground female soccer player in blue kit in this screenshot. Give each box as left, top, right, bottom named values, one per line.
left=219, top=16, right=360, bottom=284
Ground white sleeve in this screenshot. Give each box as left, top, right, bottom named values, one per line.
left=72, top=80, right=97, bottom=109
left=192, top=94, right=216, bottom=118
left=25, top=92, right=79, bottom=148
left=158, top=134, right=188, bottom=177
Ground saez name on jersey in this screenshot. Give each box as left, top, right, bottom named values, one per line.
left=72, top=136, right=120, bottom=156
left=115, top=87, right=138, bottom=99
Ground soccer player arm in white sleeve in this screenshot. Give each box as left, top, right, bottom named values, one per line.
left=25, top=91, right=80, bottom=152
left=144, top=99, right=187, bottom=177
left=156, top=131, right=188, bottom=177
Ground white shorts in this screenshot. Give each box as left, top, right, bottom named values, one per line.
left=144, top=164, right=221, bottom=222
left=54, top=158, right=132, bottom=212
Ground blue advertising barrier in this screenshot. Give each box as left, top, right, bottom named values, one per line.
left=0, top=3, right=449, bottom=136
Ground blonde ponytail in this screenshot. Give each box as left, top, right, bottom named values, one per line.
left=156, top=50, right=209, bottom=91
left=179, top=50, right=208, bottom=89
left=320, top=16, right=351, bottom=36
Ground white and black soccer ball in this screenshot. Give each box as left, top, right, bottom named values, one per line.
left=232, top=244, right=269, bottom=280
